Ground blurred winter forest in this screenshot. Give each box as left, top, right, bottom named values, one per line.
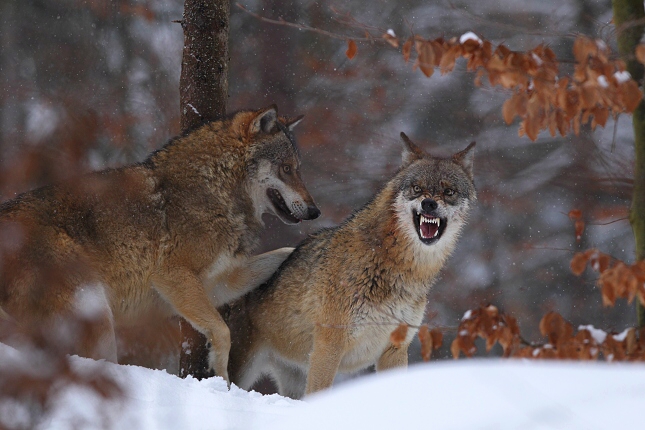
left=0, top=0, right=636, bottom=372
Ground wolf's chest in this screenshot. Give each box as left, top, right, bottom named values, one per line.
left=338, top=300, right=425, bottom=372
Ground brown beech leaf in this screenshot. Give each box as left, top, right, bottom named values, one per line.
left=591, top=106, right=609, bottom=128
left=589, top=252, right=611, bottom=273
left=431, top=328, right=443, bottom=350
left=402, top=37, right=413, bottom=62
left=620, top=80, right=643, bottom=112
left=575, top=219, right=585, bottom=242
left=415, top=39, right=435, bottom=77
left=568, top=209, right=582, bottom=221
left=390, top=323, right=408, bottom=348
left=383, top=33, right=399, bottom=48
left=600, top=280, right=617, bottom=307
left=539, top=311, right=573, bottom=347
left=502, top=92, right=527, bottom=125
left=636, top=44, right=645, bottom=65
left=450, top=337, right=461, bottom=359
left=572, top=36, right=598, bottom=64
left=570, top=251, right=590, bottom=275
left=418, top=325, right=433, bottom=361
left=345, top=39, right=358, bottom=60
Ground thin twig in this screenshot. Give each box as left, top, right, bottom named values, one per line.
left=587, top=217, right=630, bottom=226
left=611, top=113, right=619, bottom=152
left=519, top=335, right=542, bottom=347
left=235, top=3, right=380, bottom=43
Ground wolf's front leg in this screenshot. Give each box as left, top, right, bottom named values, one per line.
left=376, top=343, right=409, bottom=372
left=152, top=270, right=231, bottom=385
left=305, top=326, right=346, bottom=395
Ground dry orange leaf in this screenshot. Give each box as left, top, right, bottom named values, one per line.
left=539, top=311, right=573, bottom=347
left=620, top=79, right=643, bottom=112
left=402, top=37, right=413, bottom=63
left=390, top=323, right=408, bottom=348
left=575, top=219, right=585, bottom=242
left=636, top=44, right=645, bottom=65
left=383, top=33, right=399, bottom=48
left=570, top=251, right=591, bottom=276
left=345, top=39, right=357, bottom=60
left=431, top=328, right=443, bottom=350
left=418, top=326, right=433, bottom=361
left=415, top=39, right=435, bottom=77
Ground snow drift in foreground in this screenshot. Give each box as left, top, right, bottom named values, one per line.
left=272, top=361, right=645, bottom=430
left=2, top=341, right=645, bottom=429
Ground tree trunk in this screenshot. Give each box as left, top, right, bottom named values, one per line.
left=178, top=0, right=230, bottom=379
left=612, top=0, right=645, bottom=327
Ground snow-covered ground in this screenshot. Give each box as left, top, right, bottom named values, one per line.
left=2, top=342, right=645, bottom=429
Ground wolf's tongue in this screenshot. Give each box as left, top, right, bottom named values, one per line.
left=420, top=221, right=438, bottom=239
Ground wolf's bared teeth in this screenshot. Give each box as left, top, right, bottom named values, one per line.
left=418, top=213, right=441, bottom=240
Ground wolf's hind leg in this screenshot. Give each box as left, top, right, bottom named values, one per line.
left=72, top=284, right=117, bottom=362
left=270, top=359, right=307, bottom=399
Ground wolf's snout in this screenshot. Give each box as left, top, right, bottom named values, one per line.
left=421, top=198, right=438, bottom=212
left=307, top=205, right=321, bottom=220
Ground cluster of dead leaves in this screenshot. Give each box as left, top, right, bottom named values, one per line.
left=450, top=305, right=521, bottom=358
left=571, top=248, right=645, bottom=307
left=390, top=323, right=443, bottom=361
left=371, top=32, right=643, bottom=141
left=442, top=306, right=645, bottom=361
left=514, top=312, right=645, bottom=361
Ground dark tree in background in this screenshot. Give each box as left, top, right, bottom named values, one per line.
left=177, top=0, right=230, bottom=379
left=612, top=0, right=645, bottom=327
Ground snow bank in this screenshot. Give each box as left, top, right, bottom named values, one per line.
left=269, top=360, right=645, bottom=430
left=0, top=343, right=299, bottom=430
left=3, top=341, right=645, bottom=430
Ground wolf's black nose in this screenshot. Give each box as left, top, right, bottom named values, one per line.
left=307, top=205, right=321, bottom=220
left=421, top=198, right=438, bottom=212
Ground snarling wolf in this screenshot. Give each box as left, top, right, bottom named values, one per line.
left=0, top=106, right=319, bottom=384
left=224, top=133, right=475, bottom=398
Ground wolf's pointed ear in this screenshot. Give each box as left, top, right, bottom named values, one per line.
left=453, top=141, right=476, bottom=179
left=249, top=105, right=278, bottom=135
left=400, top=132, right=425, bottom=167
left=285, top=115, right=304, bottom=131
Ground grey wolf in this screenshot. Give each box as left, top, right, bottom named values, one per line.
left=0, top=106, right=319, bottom=384
left=224, top=132, right=475, bottom=398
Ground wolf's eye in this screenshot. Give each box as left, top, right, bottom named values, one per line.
left=282, top=165, right=292, bottom=174
left=412, top=185, right=421, bottom=193
left=444, top=188, right=455, bottom=196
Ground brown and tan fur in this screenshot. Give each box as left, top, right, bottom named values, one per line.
left=0, top=106, right=319, bottom=384
left=224, top=133, right=476, bottom=398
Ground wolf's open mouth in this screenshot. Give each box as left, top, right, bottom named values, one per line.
left=267, top=188, right=301, bottom=224
left=413, top=210, right=447, bottom=245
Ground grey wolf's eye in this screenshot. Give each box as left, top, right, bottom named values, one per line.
left=412, top=185, right=421, bottom=193
left=282, top=165, right=292, bottom=174
left=444, top=188, right=455, bottom=196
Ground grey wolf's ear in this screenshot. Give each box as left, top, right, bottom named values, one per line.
left=285, top=115, right=304, bottom=131
left=453, top=141, right=476, bottom=179
left=250, top=105, right=278, bottom=135
left=400, top=132, right=425, bottom=167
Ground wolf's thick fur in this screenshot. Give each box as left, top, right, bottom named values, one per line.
left=225, top=133, right=475, bottom=398
left=0, top=106, right=319, bottom=383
